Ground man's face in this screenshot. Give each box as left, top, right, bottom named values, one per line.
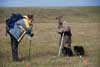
left=56, top=16, right=63, bottom=25
left=57, top=17, right=63, bottom=25
left=28, top=18, right=33, bottom=24
left=56, top=16, right=63, bottom=21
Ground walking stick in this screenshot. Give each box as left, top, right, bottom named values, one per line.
left=29, top=38, right=31, bottom=60
left=57, top=33, right=64, bottom=56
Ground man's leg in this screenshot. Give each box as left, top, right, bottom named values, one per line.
left=62, top=35, right=73, bottom=56
left=67, top=36, right=71, bottom=47
left=60, top=33, right=67, bottom=55
left=64, top=35, right=71, bottom=48
left=11, top=37, right=19, bottom=61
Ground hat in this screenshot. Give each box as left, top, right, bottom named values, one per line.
left=56, top=16, right=63, bottom=20
left=27, top=14, right=33, bottom=19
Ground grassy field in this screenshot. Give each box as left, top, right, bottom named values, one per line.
left=0, top=6, right=100, bottom=67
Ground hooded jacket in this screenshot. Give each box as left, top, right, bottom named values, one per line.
left=9, top=17, right=32, bottom=42
left=57, top=21, right=72, bottom=36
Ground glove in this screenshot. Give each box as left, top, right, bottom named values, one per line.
left=30, top=33, right=34, bottom=37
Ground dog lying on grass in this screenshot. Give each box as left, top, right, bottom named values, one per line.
left=74, top=46, right=85, bottom=56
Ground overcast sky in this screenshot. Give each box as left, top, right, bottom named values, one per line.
left=0, top=0, right=100, bottom=7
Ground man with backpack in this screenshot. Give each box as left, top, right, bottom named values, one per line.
left=56, top=16, right=73, bottom=56
left=6, top=13, right=34, bottom=61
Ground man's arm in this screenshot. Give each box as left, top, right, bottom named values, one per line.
left=26, top=24, right=34, bottom=37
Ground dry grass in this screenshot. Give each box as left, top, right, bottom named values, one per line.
left=0, top=22, right=100, bottom=67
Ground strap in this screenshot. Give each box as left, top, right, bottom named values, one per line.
left=18, top=26, right=26, bottom=42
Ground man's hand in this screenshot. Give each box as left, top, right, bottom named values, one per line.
left=57, top=28, right=64, bottom=34
left=30, top=33, right=34, bottom=37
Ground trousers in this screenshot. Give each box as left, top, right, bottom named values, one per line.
left=10, top=34, right=19, bottom=61
left=59, top=32, right=72, bottom=48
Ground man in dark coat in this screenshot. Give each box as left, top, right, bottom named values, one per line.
left=56, top=16, right=72, bottom=56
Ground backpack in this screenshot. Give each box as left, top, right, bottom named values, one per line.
left=6, top=13, right=23, bottom=29
left=6, top=13, right=23, bottom=36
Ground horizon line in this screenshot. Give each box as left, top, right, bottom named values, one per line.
left=0, top=5, right=100, bottom=8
